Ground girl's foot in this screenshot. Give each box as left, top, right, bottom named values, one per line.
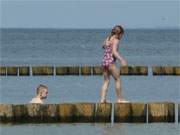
left=117, top=99, right=130, bottom=103
left=100, top=99, right=110, bottom=103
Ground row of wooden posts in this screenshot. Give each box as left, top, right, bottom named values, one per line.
left=0, top=102, right=179, bottom=123
left=0, top=66, right=180, bottom=76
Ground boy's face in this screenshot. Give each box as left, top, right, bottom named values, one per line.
left=40, top=88, right=48, bottom=99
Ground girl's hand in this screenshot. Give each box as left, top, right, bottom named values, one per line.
left=102, top=44, right=106, bottom=49
left=121, top=59, right=128, bottom=66
left=102, top=38, right=110, bottom=49
left=102, top=39, right=106, bottom=49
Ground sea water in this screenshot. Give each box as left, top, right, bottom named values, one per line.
left=0, top=28, right=179, bottom=135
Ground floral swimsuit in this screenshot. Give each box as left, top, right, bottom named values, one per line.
left=102, top=42, right=116, bottom=70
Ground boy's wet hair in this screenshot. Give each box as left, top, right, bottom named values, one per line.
left=36, top=84, right=48, bottom=94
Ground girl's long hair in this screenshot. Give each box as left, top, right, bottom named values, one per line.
left=108, top=25, right=124, bottom=41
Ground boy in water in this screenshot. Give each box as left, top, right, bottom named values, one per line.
left=29, top=84, right=48, bottom=104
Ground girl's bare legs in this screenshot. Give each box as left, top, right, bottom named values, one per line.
left=109, top=64, right=128, bottom=102
left=100, top=68, right=110, bottom=103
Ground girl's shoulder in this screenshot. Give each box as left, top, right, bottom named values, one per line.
left=105, top=35, right=113, bottom=42
left=105, top=39, right=113, bottom=46
left=104, top=35, right=119, bottom=47
left=110, top=36, right=119, bottom=44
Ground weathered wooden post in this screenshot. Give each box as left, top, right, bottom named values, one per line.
left=120, top=66, right=132, bottom=75
left=120, top=66, right=148, bottom=75
left=19, top=67, right=30, bottom=76
left=80, top=66, right=91, bottom=75
left=7, top=67, right=18, bottom=76
left=148, top=102, right=175, bottom=122
left=73, top=103, right=95, bottom=122
left=32, top=66, right=54, bottom=76
left=12, top=104, right=59, bottom=123
left=0, top=67, right=6, bottom=76
left=92, top=66, right=103, bottom=75
left=26, top=104, right=44, bottom=123
left=95, top=103, right=112, bottom=122
left=152, top=66, right=163, bottom=75
left=152, top=66, right=179, bottom=75
left=57, top=66, right=79, bottom=75
left=174, top=67, right=180, bottom=75
left=56, top=67, right=68, bottom=75
left=114, top=103, right=131, bottom=122
left=41, top=104, right=58, bottom=123
left=57, top=103, right=75, bottom=122
left=67, top=66, right=79, bottom=75
left=13, top=104, right=28, bottom=122
left=131, top=103, right=147, bottom=122
left=162, top=66, right=174, bottom=75
left=132, top=66, right=148, bottom=75
left=114, top=103, right=147, bottom=123
left=0, top=104, right=13, bottom=122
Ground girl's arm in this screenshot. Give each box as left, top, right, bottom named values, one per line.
left=112, top=38, right=128, bottom=66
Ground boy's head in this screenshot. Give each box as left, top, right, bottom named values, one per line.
left=36, top=84, right=48, bottom=99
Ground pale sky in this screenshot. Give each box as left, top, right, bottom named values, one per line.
left=1, top=0, right=179, bottom=28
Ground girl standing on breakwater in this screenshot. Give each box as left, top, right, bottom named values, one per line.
left=100, top=25, right=129, bottom=103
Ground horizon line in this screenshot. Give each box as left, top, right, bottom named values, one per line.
left=0, top=27, right=180, bottom=30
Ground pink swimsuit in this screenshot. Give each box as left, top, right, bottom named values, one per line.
left=102, top=42, right=116, bottom=70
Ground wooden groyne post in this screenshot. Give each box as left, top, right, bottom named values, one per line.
left=1, top=66, right=180, bottom=76
left=0, top=102, right=178, bottom=123
left=114, top=103, right=147, bottom=123
left=152, top=66, right=180, bottom=75
left=148, top=102, right=175, bottom=122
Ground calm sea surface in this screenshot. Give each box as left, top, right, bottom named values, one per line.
left=0, top=28, right=179, bottom=66
left=0, top=28, right=179, bottom=135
